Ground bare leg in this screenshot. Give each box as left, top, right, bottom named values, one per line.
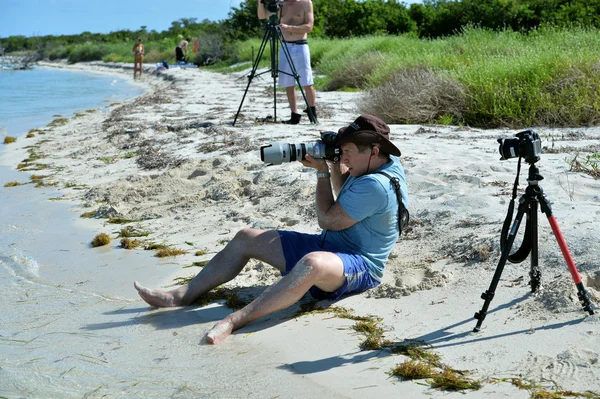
left=134, top=228, right=286, bottom=307
left=286, top=86, right=297, bottom=113
left=304, top=85, right=316, bottom=107
left=206, top=251, right=345, bottom=344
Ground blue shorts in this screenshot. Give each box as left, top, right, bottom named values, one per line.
left=277, top=230, right=379, bottom=301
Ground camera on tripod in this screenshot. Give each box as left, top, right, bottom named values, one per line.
left=261, top=0, right=283, bottom=13
left=260, top=131, right=341, bottom=165
left=497, top=129, right=542, bottom=163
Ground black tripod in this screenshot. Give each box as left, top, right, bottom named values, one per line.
left=233, top=13, right=317, bottom=126
left=473, top=159, right=595, bottom=332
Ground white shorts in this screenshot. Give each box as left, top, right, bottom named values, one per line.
left=278, top=42, right=314, bottom=88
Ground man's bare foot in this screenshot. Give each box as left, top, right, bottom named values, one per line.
left=134, top=281, right=182, bottom=308
left=205, top=319, right=234, bottom=344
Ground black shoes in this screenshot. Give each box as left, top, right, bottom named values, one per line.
left=284, top=112, right=302, bottom=125
left=283, top=107, right=318, bottom=124
left=303, top=106, right=318, bottom=123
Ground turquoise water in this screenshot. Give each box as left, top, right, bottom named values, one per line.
left=0, top=67, right=142, bottom=138
left=0, top=67, right=143, bottom=280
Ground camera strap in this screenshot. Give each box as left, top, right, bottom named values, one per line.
left=500, top=157, right=532, bottom=263
left=376, top=171, right=409, bottom=237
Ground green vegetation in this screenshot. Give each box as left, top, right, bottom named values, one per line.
left=233, top=27, right=600, bottom=128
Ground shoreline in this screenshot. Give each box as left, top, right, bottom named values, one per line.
left=2, top=60, right=600, bottom=397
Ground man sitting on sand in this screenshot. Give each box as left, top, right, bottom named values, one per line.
left=134, top=114, right=408, bottom=344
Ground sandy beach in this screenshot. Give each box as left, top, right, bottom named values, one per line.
left=2, top=59, right=600, bottom=398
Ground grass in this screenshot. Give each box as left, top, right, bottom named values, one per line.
left=4, top=136, right=16, bottom=144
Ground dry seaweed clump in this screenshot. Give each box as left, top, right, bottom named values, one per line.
left=118, top=225, right=150, bottom=238
left=359, top=66, right=466, bottom=125
left=4, top=136, right=16, bottom=144
left=4, top=181, right=23, bottom=187
left=155, top=247, right=188, bottom=258
left=91, top=233, right=111, bottom=247
left=136, top=144, right=184, bottom=170
left=121, top=238, right=141, bottom=249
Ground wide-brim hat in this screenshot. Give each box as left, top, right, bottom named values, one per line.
left=335, top=114, right=401, bottom=156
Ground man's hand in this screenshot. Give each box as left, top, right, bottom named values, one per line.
left=279, top=23, right=292, bottom=33
left=300, top=154, right=328, bottom=172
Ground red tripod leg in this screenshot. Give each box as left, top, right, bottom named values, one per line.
left=546, top=216, right=595, bottom=315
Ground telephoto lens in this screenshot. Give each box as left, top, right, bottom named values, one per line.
left=260, top=142, right=326, bottom=165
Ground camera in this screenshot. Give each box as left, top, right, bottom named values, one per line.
left=497, top=129, right=542, bottom=163
left=260, top=131, right=341, bottom=165
left=261, top=0, right=282, bottom=13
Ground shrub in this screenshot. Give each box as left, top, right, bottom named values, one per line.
left=324, top=51, right=385, bottom=91
left=359, top=66, right=466, bottom=124
left=4, top=136, right=16, bottom=144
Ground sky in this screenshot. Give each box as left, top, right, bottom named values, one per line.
left=0, top=0, right=424, bottom=38
left=0, top=0, right=245, bottom=38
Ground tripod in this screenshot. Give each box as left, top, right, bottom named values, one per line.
left=473, top=159, right=595, bottom=332
left=233, top=13, right=317, bottom=126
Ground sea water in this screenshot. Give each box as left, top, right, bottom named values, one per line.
left=0, top=67, right=144, bottom=286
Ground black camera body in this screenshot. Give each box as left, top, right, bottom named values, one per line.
left=498, top=129, right=542, bottom=164
left=260, top=131, right=341, bottom=165
left=261, top=0, right=282, bottom=13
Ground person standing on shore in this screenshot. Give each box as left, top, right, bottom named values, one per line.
left=258, top=0, right=317, bottom=124
left=132, top=39, right=144, bottom=79
left=134, top=114, right=408, bottom=344
left=175, top=38, right=190, bottom=63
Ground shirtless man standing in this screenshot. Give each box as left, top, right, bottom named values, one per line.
left=258, top=0, right=317, bottom=124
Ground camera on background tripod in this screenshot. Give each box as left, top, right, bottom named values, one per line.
left=473, top=129, right=595, bottom=332
left=233, top=0, right=317, bottom=125
left=261, top=0, right=283, bottom=13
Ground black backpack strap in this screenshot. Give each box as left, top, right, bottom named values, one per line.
left=376, top=171, right=409, bottom=236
